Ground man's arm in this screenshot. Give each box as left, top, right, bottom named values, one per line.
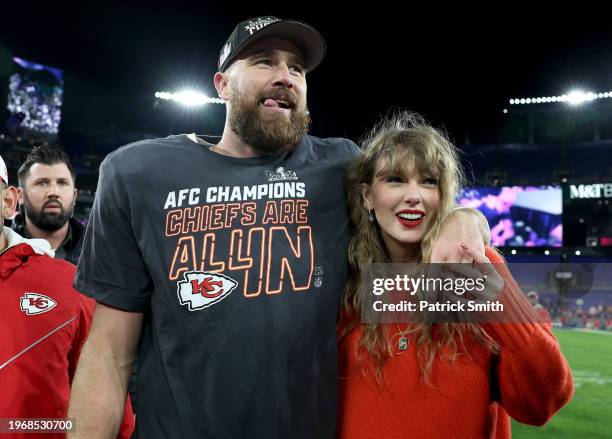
left=68, top=303, right=143, bottom=439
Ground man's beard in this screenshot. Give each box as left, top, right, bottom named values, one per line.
left=22, top=194, right=73, bottom=232
left=228, top=86, right=310, bottom=154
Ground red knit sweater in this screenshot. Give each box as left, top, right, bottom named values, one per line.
left=337, top=248, right=574, bottom=439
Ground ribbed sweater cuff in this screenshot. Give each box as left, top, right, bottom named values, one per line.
left=481, top=263, right=545, bottom=353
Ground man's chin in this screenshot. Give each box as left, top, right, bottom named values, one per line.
left=38, top=225, right=65, bottom=232
left=229, top=100, right=310, bottom=153
left=42, top=212, right=62, bottom=221
left=34, top=214, right=69, bottom=231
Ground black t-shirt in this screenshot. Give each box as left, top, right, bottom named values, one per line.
left=75, top=134, right=360, bottom=438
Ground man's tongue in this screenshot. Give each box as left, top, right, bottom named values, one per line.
left=263, top=98, right=280, bottom=108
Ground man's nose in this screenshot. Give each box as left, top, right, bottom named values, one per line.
left=46, top=183, right=60, bottom=197
left=272, top=63, right=294, bottom=89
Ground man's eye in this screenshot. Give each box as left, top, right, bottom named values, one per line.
left=256, top=59, right=273, bottom=66
left=290, top=65, right=305, bottom=75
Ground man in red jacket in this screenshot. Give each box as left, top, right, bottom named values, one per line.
left=0, top=154, right=134, bottom=439
left=528, top=290, right=553, bottom=327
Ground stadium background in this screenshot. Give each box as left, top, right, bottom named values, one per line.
left=0, top=5, right=610, bottom=437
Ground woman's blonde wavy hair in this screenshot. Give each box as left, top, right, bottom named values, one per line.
left=342, top=111, right=497, bottom=382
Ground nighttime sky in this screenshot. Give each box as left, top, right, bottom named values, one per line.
left=2, top=4, right=612, bottom=146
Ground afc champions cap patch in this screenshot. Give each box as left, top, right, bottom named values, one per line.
left=218, top=16, right=326, bottom=73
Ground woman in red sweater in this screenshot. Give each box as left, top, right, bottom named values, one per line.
left=338, top=112, right=574, bottom=439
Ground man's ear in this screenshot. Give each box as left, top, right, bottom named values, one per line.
left=361, top=183, right=373, bottom=210
left=16, top=187, right=23, bottom=204
left=2, top=186, right=18, bottom=218
left=214, top=71, right=231, bottom=101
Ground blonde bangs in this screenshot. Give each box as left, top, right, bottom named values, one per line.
left=378, top=139, right=443, bottom=183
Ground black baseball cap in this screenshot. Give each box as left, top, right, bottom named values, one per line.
left=218, top=16, right=326, bottom=73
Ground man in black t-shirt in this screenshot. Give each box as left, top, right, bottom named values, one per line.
left=69, top=16, right=359, bottom=439
left=68, top=16, right=486, bottom=439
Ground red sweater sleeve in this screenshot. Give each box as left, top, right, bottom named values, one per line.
left=482, top=248, right=574, bottom=426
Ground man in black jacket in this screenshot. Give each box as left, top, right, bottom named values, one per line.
left=11, top=144, right=83, bottom=265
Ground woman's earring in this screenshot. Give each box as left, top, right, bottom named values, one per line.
left=368, top=209, right=374, bottom=222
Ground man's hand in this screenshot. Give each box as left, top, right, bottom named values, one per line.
left=430, top=208, right=490, bottom=263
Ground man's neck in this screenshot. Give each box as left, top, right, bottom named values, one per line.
left=25, top=219, right=69, bottom=251
left=0, top=228, right=6, bottom=253
left=213, top=123, right=261, bottom=158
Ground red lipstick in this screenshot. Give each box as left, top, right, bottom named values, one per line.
left=396, top=209, right=425, bottom=228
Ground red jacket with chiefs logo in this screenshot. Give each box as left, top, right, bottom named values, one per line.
left=0, top=234, right=134, bottom=439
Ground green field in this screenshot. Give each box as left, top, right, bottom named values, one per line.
left=512, top=329, right=612, bottom=438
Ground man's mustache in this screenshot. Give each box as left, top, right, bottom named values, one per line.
left=43, top=200, right=64, bottom=210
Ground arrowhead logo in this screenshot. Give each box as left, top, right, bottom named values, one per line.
left=177, top=271, right=238, bottom=311
left=20, top=293, right=58, bottom=316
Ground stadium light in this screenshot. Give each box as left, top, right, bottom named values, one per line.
left=508, top=88, right=610, bottom=107
left=544, top=250, right=550, bottom=255
left=511, top=249, right=517, bottom=255
left=154, top=90, right=225, bottom=107
left=566, top=90, right=596, bottom=106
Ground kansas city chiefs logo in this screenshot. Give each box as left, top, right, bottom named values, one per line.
left=177, top=271, right=238, bottom=311
left=20, top=293, right=57, bottom=315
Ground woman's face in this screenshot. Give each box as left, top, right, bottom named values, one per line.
left=363, top=157, right=441, bottom=259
